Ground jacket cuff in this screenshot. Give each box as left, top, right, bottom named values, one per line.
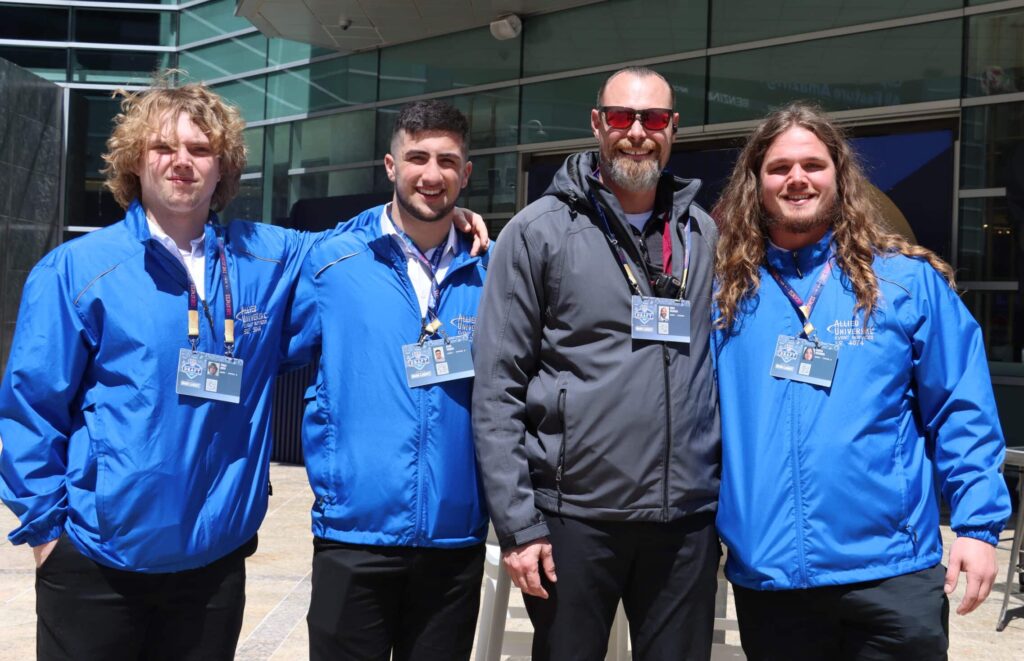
left=9, top=518, right=65, bottom=548
left=954, top=526, right=1000, bottom=547
left=500, top=520, right=550, bottom=551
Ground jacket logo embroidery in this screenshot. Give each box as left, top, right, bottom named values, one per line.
left=450, top=314, right=476, bottom=340
left=236, top=305, right=269, bottom=336
left=827, top=320, right=875, bottom=346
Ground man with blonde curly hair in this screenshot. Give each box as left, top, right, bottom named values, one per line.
left=0, top=75, right=488, bottom=660
left=712, top=102, right=1010, bottom=660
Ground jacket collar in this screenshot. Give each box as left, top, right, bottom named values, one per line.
left=364, top=204, right=480, bottom=279
left=126, top=199, right=222, bottom=249
left=765, top=229, right=833, bottom=277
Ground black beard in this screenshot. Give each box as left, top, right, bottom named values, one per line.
left=395, top=186, right=454, bottom=224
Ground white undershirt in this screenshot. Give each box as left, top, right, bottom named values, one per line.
left=381, top=210, right=457, bottom=318
left=147, top=217, right=207, bottom=299
left=624, top=210, right=653, bottom=232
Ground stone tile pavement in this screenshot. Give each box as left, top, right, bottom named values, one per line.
left=2, top=462, right=1022, bottom=660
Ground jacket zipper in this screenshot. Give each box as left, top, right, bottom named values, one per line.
left=555, top=387, right=567, bottom=511
left=661, top=345, right=672, bottom=521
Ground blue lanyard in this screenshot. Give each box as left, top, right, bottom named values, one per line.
left=388, top=205, right=449, bottom=338
left=766, top=255, right=833, bottom=340
left=588, top=192, right=690, bottom=299
left=187, top=237, right=235, bottom=356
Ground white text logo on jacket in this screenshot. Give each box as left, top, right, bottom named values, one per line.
left=236, top=305, right=269, bottom=336
left=827, top=319, right=875, bottom=346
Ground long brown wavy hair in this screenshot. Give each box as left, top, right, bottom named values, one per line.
left=102, top=71, right=247, bottom=211
left=712, top=102, right=955, bottom=330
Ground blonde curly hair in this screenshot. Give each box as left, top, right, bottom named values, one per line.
left=102, top=72, right=247, bottom=212
left=713, top=102, right=955, bottom=330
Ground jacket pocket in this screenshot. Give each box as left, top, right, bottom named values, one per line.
left=555, top=385, right=568, bottom=510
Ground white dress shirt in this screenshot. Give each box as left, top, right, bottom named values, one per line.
left=381, top=208, right=457, bottom=318
left=147, top=217, right=207, bottom=299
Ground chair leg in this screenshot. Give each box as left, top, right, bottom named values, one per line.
left=997, top=478, right=1024, bottom=631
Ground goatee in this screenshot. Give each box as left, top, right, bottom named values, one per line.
left=762, top=196, right=840, bottom=236
left=600, top=139, right=663, bottom=193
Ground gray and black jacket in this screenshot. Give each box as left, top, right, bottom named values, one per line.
left=472, top=151, right=721, bottom=550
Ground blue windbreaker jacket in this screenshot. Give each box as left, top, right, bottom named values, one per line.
left=0, top=201, right=319, bottom=572
left=286, top=205, right=488, bottom=548
left=713, top=233, right=1010, bottom=590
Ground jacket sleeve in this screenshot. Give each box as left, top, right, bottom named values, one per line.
left=472, top=219, right=551, bottom=549
left=0, top=263, right=92, bottom=546
left=906, top=264, right=1011, bottom=545
left=280, top=248, right=322, bottom=371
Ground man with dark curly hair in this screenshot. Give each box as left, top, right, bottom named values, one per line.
left=0, top=76, right=487, bottom=660
left=712, top=102, right=1010, bottom=660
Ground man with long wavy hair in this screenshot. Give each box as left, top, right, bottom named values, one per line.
left=712, top=102, right=1010, bottom=659
left=0, top=74, right=487, bottom=660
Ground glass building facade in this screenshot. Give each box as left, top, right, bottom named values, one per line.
left=1, top=0, right=1023, bottom=375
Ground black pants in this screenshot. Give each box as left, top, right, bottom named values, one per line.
left=733, top=563, right=949, bottom=661
left=523, top=512, right=719, bottom=661
left=36, top=533, right=255, bottom=661
left=307, top=539, right=485, bottom=661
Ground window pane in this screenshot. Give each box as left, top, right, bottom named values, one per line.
left=0, top=47, right=67, bottom=81
left=180, top=33, right=268, bottom=81
left=65, top=90, right=124, bottom=229
left=222, top=178, right=263, bottom=222
left=708, top=20, right=961, bottom=124
left=291, top=111, right=376, bottom=169
left=267, top=38, right=334, bottom=66
left=0, top=6, right=67, bottom=40
left=960, top=103, right=1024, bottom=189
left=212, top=77, right=266, bottom=123
left=179, top=0, right=253, bottom=44
left=380, top=27, right=519, bottom=100
left=265, top=52, right=377, bottom=119
left=243, top=127, right=263, bottom=175
left=75, top=9, right=174, bottom=46
left=459, top=152, right=518, bottom=215
left=520, top=60, right=705, bottom=144
left=959, top=197, right=1019, bottom=281
left=523, top=0, right=706, bottom=77
left=965, top=8, right=1024, bottom=98
left=290, top=169, right=375, bottom=208
left=711, top=0, right=958, bottom=47
left=962, top=290, right=1022, bottom=363
left=375, top=88, right=519, bottom=157
left=71, top=50, right=171, bottom=84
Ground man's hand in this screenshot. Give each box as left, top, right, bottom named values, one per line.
left=32, top=538, right=59, bottom=569
left=944, top=535, right=998, bottom=615
left=452, top=207, right=490, bottom=256
left=502, top=537, right=557, bottom=599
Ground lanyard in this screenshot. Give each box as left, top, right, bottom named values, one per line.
left=187, top=237, right=235, bottom=357
left=766, top=255, right=833, bottom=340
left=387, top=205, right=449, bottom=340
left=589, top=192, right=690, bottom=299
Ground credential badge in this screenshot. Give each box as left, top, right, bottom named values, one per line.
left=182, top=356, right=203, bottom=380
left=632, top=298, right=655, bottom=325
left=775, top=338, right=799, bottom=364
left=406, top=346, right=431, bottom=371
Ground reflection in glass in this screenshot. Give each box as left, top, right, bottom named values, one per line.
left=222, top=179, right=263, bottom=222
left=963, top=290, right=1022, bottom=363
left=965, top=9, right=1024, bottom=98
left=708, top=20, right=961, bottom=124
left=290, top=169, right=375, bottom=209
left=265, top=53, right=377, bottom=119
left=291, top=111, right=376, bottom=170
left=179, top=0, right=253, bottom=44
left=212, top=77, right=267, bottom=123
left=380, top=27, right=519, bottom=100
left=375, top=88, right=519, bottom=157
left=75, top=10, right=174, bottom=46
left=710, top=0, right=957, bottom=47
left=459, top=153, right=518, bottom=215
left=523, top=0, right=706, bottom=77
left=959, top=197, right=1021, bottom=282
left=72, top=50, right=171, bottom=84
left=960, top=103, right=1024, bottom=189
left=520, top=60, right=705, bottom=144
left=179, top=34, right=268, bottom=81
left=268, top=39, right=335, bottom=66
left=243, top=127, right=264, bottom=175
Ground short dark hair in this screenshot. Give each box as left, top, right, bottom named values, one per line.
left=390, top=100, right=470, bottom=154
left=596, top=66, right=675, bottom=109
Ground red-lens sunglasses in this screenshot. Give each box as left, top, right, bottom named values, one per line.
left=599, top=106, right=673, bottom=131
